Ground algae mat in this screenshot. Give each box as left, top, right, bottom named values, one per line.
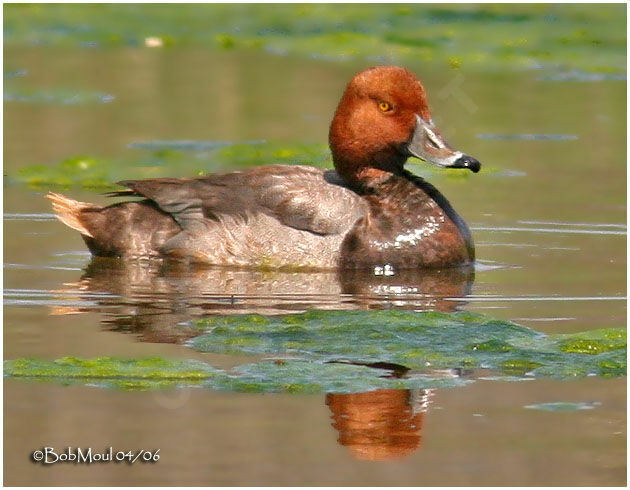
left=5, top=311, right=625, bottom=393
left=4, top=4, right=626, bottom=73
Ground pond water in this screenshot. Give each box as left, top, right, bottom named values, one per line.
left=3, top=6, right=627, bottom=486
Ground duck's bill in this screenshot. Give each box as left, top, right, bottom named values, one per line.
left=403, top=114, right=481, bottom=173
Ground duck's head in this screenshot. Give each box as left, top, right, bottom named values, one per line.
left=329, top=66, right=480, bottom=188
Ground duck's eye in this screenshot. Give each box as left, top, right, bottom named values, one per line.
left=378, top=101, right=392, bottom=112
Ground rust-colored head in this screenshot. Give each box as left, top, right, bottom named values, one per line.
left=329, top=66, right=480, bottom=188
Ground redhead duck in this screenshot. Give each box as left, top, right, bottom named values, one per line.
left=47, top=66, right=480, bottom=269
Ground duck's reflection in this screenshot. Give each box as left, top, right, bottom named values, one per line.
left=53, top=258, right=474, bottom=333
left=326, top=388, right=431, bottom=461
left=51, top=258, right=475, bottom=460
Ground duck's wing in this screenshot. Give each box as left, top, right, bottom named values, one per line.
left=246, top=165, right=367, bottom=235
left=116, top=165, right=367, bottom=237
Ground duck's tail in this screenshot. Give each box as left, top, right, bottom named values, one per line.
left=46, top=192, right=96, bottom=238
left=46, top=191, right=182, bottom=258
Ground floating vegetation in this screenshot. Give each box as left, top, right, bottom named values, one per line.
left=559, top=329, right=628, bottom=355
left=3, top=357, right=220, bottom=391
left=3, top=4, right=626, bottom=74
left=10, top=140, right=511, bottom=190
left=8, top=142, right=333, bottom=190
left=13, top=156, right=118, bottom=190
left=214, top=141, right=332, bottom=169
left=5, top=311, right=625, bottom=393
left=213, top=359, right=472, bottom=394
left=4, top=356, right=471, bottom=394
left=188, top=310, right=626, bottom=379
left=188, top=311, right=626, bottom=379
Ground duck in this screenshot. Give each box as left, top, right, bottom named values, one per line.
left=47, top=66, right=480, bottom=270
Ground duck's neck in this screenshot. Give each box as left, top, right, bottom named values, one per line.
left=333, top=154, right=407, bottom=194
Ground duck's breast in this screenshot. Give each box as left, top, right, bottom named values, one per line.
left=339, top=174, right=474, bottom=268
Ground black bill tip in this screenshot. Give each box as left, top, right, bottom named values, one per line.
left=453, top=155, right=481, bottom=173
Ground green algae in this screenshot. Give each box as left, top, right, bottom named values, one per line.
left=4, top=356, right=220, bottom=391
left=4, top=312, right=625, bottom=393
left=561, top=339, right=614, bottom=355
left=499, top=359, right=543, bottom=376
left=597, top=359, right=626, bottom=378
left=10, top=140, right=508, bottom=190
left=5, top=356, right=216, bottom=379
left=190, top=310, right=626, bottom=379
left=15, top=156, right=115, bottom=190
left=470, top=339, right=515, bottom=353
left=4, top=356, right=470, bottom=394
left=558, top=328, right=626, bottom=355
left=11, top=154, right=197, bottom=190
left=213, top=359, right=470, bottom=394
left=3, top=5, right=626, bottom=75
left=8, top=142, right=329, bottom=190
left=214, top=142, right=331, bottom=169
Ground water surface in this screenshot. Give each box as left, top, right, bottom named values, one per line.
left=3, top=5, right=626, bottom=485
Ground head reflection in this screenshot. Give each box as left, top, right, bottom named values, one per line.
left=326, top=389, right=431, bottom=461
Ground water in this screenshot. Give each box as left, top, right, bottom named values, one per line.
left=3, top=18, right=626, bottom=486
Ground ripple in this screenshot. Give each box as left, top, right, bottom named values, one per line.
left=264, top=45, right=289, bottom=56
left=511, top=317, right=576, bottom=322
left=4, top=288, right=115, bottom=299
left=518, top=220, right=626, bottom=229
left=127, top=139, right=267, bottom=151
left=4, top=90, right=115, bottom=104
left=474, top=260, right=515, bottom=271
left=4, top=299, right=98, bottom=307
left=476, top=133, right=578, bottom=141
left=494, top=169, right=527, bottom=177
left=4, top=213, right=56, bottom=221
left=3, top=287, right=116, bottom=308
left=525, top=402, right=601, bottom=411
left=4, top=263, right=83, bottom=271
left=476, top=242, right=537, bottom=248
left=538, top=70, right=626, bottom=82
left=472, top=225, right=625, bottom=236
left=455, top=295, right=625, bottom=302
left=4, top=69, right=27, bottom=78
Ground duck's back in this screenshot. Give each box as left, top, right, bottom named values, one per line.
left=48, top=165, right=368, bottom=268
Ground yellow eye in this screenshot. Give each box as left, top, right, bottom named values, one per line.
left=378, top=101, right=392, bottom=112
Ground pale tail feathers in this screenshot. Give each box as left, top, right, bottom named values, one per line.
left=46, top=192, right=96, bottom=238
